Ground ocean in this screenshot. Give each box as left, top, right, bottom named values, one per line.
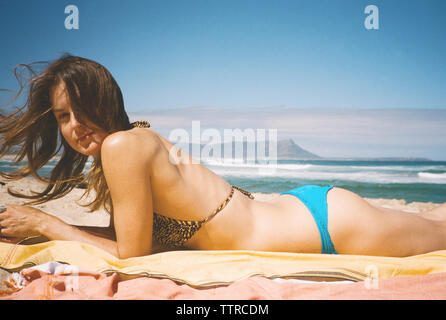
left=1, top=158, right=445, bottom=204
left=203, top=159, right=446, bottom=204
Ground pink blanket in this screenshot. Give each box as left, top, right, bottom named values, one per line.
left=2, top=268, right=446, bottom=300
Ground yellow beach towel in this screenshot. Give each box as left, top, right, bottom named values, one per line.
left=1, top=240, right=446, bottom=287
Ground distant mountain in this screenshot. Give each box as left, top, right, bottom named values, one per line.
left=180, top=138, right=322, bottom=160
left=276, top=138, right=322, bottom=160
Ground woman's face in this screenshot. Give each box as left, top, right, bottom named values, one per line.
left=50, top=82, right=108, bottom=159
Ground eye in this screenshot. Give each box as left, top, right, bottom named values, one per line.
left=57, top=113, right=69, bottom=121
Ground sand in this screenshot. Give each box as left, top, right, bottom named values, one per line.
left=0, top=177, right=442, bottom=228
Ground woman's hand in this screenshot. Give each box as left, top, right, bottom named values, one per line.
left=0, top=204, right=46, bottom=239
left=0, top=204, right=119, bottom=256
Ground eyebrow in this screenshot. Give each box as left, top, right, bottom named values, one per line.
left=52, top=107, right=67, bottom=114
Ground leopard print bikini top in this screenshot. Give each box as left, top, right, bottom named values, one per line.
left=131, top=121, right=255, bottom=248
left=153, top=185, right=254, bottom=247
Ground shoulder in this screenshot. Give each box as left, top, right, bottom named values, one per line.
left=101, top=128, right=161, bottom=164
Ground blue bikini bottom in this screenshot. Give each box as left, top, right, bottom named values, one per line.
left=280, top=185, right=338, bottom=254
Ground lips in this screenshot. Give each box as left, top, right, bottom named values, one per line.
left=78, top=132, right=93, bottom=141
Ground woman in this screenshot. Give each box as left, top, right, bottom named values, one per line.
left=0, top=54, right=445, bottom=259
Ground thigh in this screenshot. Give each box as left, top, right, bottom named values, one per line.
left=327, top=187, right=446, bottom=256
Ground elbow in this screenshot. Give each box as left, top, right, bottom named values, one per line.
left=117, top=251, right=134, bottom=259
left=117, top=252, right=151, bottom=259
left=116, top=246, right=152, bottom=259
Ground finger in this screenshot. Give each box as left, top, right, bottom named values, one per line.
left=0, top=213, right=10, bottom=223
left=5, top=205, right=15, bottom=212
left=5, top=204, right=21, bottom=212
left=0, top=228, right=13, bottom=237
left=0, top=236, right=25, bottom=244
left=1, top=207, right=10, bottom=216
left=0, top=214, right=8, bottom=223
left=0, top=236, right=15, bottom=243
left=0, top=237, right=16, bottom=244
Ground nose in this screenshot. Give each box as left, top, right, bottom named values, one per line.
left=70, top=111, right=83, bottom=129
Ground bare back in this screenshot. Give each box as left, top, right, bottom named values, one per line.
left=133, top=128, right=257, bottom=249
left=135, top=128, right=323, bottom=252
left=146, top=128, right=239, bottom=221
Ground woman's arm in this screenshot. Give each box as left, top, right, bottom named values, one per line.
left=76, top=225, right=116, bottom=241
left=0, top=205, right=166, bottom=256
left=0, top=204, right=119, bottom=257
left=101, top=131, right=157, bottom=259
left=39, top=212, right=119, bottom=256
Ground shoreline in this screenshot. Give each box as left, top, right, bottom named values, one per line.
left=0, top=178, right=442, bottom=228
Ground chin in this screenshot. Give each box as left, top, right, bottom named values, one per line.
left=82, top=146, right=101, bottom=158
left=64, top=133, right=106, bottom=158
left=74, top=142, right=102, bottom=158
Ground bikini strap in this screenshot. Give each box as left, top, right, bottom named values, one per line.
left=202, top=186, right=234, bottom=223
left=202, top=185, right=254, bottom=224
left=131, top=120, right=151, bottom=128
left=232, top=185, right=255, bottom=200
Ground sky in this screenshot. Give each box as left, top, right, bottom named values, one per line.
left=0, top=0, right=445, bottom=159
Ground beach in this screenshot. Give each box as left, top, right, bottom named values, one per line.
left=0, top=177, right=441, bottom=229
left=0, top=177, right=443, bottom=295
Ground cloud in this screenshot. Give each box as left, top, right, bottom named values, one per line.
left=129, top=107, right=446, bottom=160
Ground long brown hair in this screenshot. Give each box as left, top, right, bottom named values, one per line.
left=0, top=54, right=132, bottom=213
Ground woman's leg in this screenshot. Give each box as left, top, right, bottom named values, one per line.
left=422, top=202, right=446, bottom=220
left=326, top=188, right=446, bottom=257
left=370, top=202, right=446, bottom=221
